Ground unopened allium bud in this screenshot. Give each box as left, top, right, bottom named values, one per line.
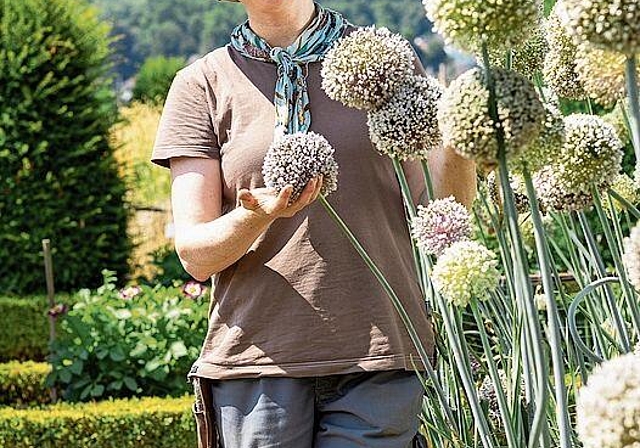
left=576, top=353, right=640, bottom=448
left=542, top=3, right=586, bottom=100
left=411, top=196, right=472, bottom=256
left=262, top=132, right=339, bottom=201
left=321, top=27, right=415, bottom=111
left=423, top=0, right=540, bottom=54
left=367, top=75, right=443, bottom=160
left=575, top=44, right=628, bottom=108
left=438, top=67, right=545, bottom=169
left=563, top=0, right=640, bottom=54
left=623, top=221, right=640, bottom=291
left=432, top=240, right=500, bottom=307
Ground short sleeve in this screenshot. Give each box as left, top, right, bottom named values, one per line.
left=151, top=66, right=220, bottom=168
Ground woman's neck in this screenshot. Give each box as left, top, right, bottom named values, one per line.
left=245, top=0, right=317, bottom=48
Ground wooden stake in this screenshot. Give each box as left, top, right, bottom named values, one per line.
left=42, top=239, right=57, bottom=402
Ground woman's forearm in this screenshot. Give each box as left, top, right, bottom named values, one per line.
left=175, top=207, right=275, bottom=281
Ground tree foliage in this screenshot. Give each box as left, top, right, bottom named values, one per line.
left=0, top=0, right=131, bottom=294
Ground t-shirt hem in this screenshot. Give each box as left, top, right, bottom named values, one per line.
left=188, top=354, right=428, bottom=381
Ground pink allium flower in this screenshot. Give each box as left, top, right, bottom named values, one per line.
left=411, top=196, right=472, bottom=257
left=118, top=285, right=142, bottom=301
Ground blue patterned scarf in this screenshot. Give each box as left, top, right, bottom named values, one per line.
left=230, top=3, right=347, bottom=135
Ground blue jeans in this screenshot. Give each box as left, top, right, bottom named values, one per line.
left=209, top=370, right=424, bottom=448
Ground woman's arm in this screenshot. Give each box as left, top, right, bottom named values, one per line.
left=403, top=144, right=477, bottom=209
left=170, top=156, right=322, bottom=281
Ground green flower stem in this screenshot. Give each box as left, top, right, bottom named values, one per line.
left=481, top=42, right=550, bottom=448
left=592, top=189, right=640, bottom=338
left=626, top=55, right=640, bottom=161
left=471, top=301, right=519, bottom=448
left=577, top=212, right=632, bottom=351
left=317, top=195, right=457, bottom=429
left=522, top=169, right=572, bottom=448
left=421, top=159, right=436, bottom=203
left=609, top=187, right=640, bottom=220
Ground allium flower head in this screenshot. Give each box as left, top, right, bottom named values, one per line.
left=623, top=221, right=640, bottom=291
left=603, top=101, right=632, bottom=147
left=480, top=25, right=548, bottom=80
left=411, top=196, right=472, bottom=256
left=576, top=353, right=640, bottom=448
left=533, top=165, right=599, bottom=212
left=321, top=27, right=415, bottom=111
left=603, top=173, right=639, bottom=218
left=262, top=132, right=339, bottom=201
left=478, top=370, right=524, bottom=423
left=182, top=281, right=207, bottom=299
left=423, top=0, right=540, bottom=54
left=367, top=75, right=443, bottom=161
left=118, top=285, right=142, bottom=301
left=439, top=67, right=545, bottom=169
left=511, top=101, right=566, bottom=173
left=563, top=0, right=640, bottom=54
left=554, top=114, right=623, bottom=193
left=542, top=4, right=586, bottom=100
left=575, top=44, right=629, bottom=108
left=431, top=240, right=500, bottom=307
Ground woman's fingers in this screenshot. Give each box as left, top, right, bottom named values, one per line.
left=238, top=188, right=258, bottom=210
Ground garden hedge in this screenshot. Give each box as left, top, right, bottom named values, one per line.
left=0, top=361, right=51, bottom=407
left=0, top=396, right=196, bottom=448
left=0, top=295, right=71, bottom=362
left=0, top=0, right=131, bottom=294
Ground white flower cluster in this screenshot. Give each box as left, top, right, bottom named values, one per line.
left=480, top=25, right=548, bottom=80
left=321, top=27, right=415, bottom=111
left=575, top=45, right=628, bottom=108
left=603, top=101, right=632, bottom=147
left=486, top=171, right=531, bottom=214
left=576, top=353, right=640, bottom=448
left=423, top=0, right=540, bottom=53
left=563, top=0, right=640, bottom=54
left=623, top=221, right=640, bottom=291
left=603, top=173, right=639, bottom=217
left=438, top=67, right=545, bottom=169
left=543, top=4, right=586, bottom=100
left=411, top=196, right=472, bottom=256
left=533, top=166, right=599, bottom=212
left=262, top=132, right=339, bottom=201
left=432, top=240, right=500, bottom=307
left=367, top=75, right=443, bottom=160
left=512, top=100, right=566, bottom=173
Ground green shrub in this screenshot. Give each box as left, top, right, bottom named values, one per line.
left=0, top=395, right=196, bottom=448
left=0, top=0, right=131, bottom=294
left=0, top=295, right=71, bottom=362
left=48, top=271, right=208, bottom=401
left=132, top=56, right=185, bottom=105
left=0, top=362, right=51, bottom=407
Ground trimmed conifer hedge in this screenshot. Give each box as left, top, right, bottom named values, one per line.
left=0, top=396, right=196, bottom=448
left=0, top=0, right=131, bottom=294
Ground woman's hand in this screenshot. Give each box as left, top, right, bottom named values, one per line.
left=238, top=176, right=323, bottom=220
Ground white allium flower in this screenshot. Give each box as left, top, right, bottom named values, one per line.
left=438, top=67, right=545, bottom=169
left=576, top=353, right=640, bottom=448
left=603, top=101, right=632, bottom=147
left=623, top=221, right=640, bottom=291
left=554, top=114, right=624, bottom=193
left=367, top=75, right=443, bottom=161
left=321, top=26, right=415, bottom=111
left=511, top=100, right=566, bottom=173
left=423, top=0, right=540, bottom=54
left=543, top=4, right=586, bottom=100
left=603, top=173, right=640, bottom=217
left=533, top=165, right=600, bottom=212
left=480, top=24, right=548, bottom=79
left=478, top=369, right=525, bottom=431
left=575, top=44, right=629, bottom=108
left=563, top=0, right=640, bottom=54
left=411, top=196, right=472, bottom=256
left=262, top=132, right=339, bottom=201
left=432, top=240, right=500, bottom=307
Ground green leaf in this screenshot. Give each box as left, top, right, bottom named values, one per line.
left=109, top=345, right=126, bottom=362
left=91, top=384, right=105, bottom=397
left=70, top=360, right=84, bottom=375
left=123, top=376, right=138, bottom=392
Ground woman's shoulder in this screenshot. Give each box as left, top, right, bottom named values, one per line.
left=175, top=46, right=233, bottom=86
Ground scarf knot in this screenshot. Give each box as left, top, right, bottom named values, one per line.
left=230, top=3, right=347, bottom=135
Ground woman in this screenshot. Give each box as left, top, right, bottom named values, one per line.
left=151, top=0, right=476, bottom=447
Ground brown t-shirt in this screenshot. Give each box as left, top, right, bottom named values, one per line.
left=152, top=44, right=435, bottom=380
